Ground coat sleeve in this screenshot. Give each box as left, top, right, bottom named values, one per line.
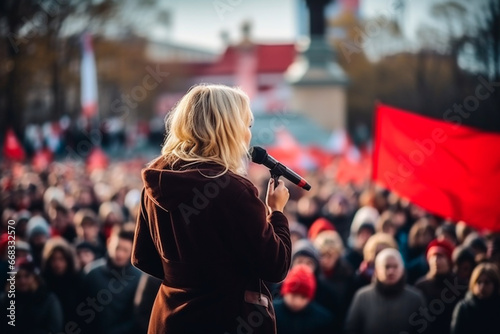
left=222, top=186, right=291, bottom=283
left=450, top=301, right=468, bottom=334
left=344, top=290, right=364, bottom=334
left=46, top=293, right=64, bottom=334
left=131, top=188, right=165, bottom=280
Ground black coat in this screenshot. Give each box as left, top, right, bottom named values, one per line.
left=43, top=271, right=83, bottom=324
left=323, top=258, right=354, bottom=324
left=415, top=274, right=467, bottom=334
left=451, top=292, right=500, bottom=334
left=1, top=286, right=63, bottom=334
left=79, top=257, right=141, bottom=334
left=274, top=298, right=333, bottom=334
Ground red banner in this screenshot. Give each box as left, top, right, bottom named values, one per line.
left=372, top=103, right=500, bottom=232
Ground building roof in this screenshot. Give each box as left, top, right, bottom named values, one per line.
left=197, top=44, right=296, bottom=76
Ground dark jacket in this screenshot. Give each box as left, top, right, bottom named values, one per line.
left=80, top=257, right=141, bottom=334
left=0, top=286, right=63, bottom=334
left=134, top=273, right=162, bottom=334
left=273, top=298, right=333, bottom=334
left=43, top=271, right=82, bottom=324
left=451, top=291, right=500, bottom=334
left=415, top=273, right=467, bottom=334
left=344, top=279, right=426, bottom=334
left=323, top=257, right=354, bottom=323
left=131, top=161, right=292, bottom=334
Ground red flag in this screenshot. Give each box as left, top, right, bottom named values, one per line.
left=86, top=147, right=108, bottom=172
left=372, top=103, right=500, bottom=232
left=81, top=33, right=98, bottom=118
left=3, top=128, right=25, bottom=161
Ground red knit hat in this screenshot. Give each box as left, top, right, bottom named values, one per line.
left=426, top=239, right=455, bottom=263
left=308, top=218, right=335, bottom=241
left=281, top=265, right=316, bottom=300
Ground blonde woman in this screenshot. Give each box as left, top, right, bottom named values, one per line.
left=353, top=233, right=398, bottom=292
left=131, top=84, right=291, bottom=334
left=451, top=263, right=500, bottom=334
left=313, top=230, right=354, bottom=327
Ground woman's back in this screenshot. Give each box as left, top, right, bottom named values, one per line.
left=132, top=160, right=291, bottom=333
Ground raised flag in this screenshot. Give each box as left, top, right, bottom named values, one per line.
left=372, top=103, right=500, bottom=231
left=81, top=33, right=98, bottom=118
left=3, top=128, right=25, bottom=161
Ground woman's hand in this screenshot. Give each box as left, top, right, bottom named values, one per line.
left=265, top=178, right=289, bottom=214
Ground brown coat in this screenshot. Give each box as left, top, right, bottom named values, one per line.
left=131, top=160, right=291, bottom=334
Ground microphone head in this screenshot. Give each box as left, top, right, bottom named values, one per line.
left=249, top=146, right=268, bottom=164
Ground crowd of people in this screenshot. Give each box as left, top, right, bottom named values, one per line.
left=1, top=157, right=499, bottom=334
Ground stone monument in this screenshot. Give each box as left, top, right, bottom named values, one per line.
left=286, top=0, right=348, bottom=132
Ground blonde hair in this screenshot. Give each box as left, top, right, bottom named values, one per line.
left=313, top=230, right=345, bottom=257
left=363, top=232, right=398, bottom=263
left=469, top=262, right=500, bottom=294
left=160, top=84, right=252, bottom=175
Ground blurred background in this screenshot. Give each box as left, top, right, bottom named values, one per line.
left=1, top=0, right=499, bottom=170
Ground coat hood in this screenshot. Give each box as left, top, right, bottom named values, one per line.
left=141, top=160, right=229, bottom=212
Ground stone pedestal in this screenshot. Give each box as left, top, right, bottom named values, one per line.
left=286, top=36, right=348, bottom=132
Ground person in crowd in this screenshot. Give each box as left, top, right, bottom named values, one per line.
left=12, top=209, right=31, bottom=240
left=349, top=205, right=379, bottom=247
left=406, top=218, right=435, bottom=284
left=99, top=201, right=125, bottom=241
left=452, top=245, right=476, bottom=284
left=15, top=240, right=31, bottom=261
left=308, top=217, right=336, bottom=241
left=41, top=236, right=81, bottom=324
left=72, top=185, right=100, bottom=213
left=451, top=263, right=500, bottom=334
left=344, top=248, right=426, bottom=334
left=486, top=235, right=500, bottom=270
left=274, top=265, right=334, bottom=334
left=131, top=84, right=291, bottom=334
left=75, top=240, right=97, bottom=272
left=415, top=239, right=467, bottom=334
left=0, top=259, right=63, bottom=334
left=436, top=223, right=458, bottom=246
left=73, top=208, right=106, bottom=258
left=375, top=211, right=397, bottom=237
left=463, top=233, right=488, bottom=263
left=313, top=230, right=353, bottom=324
left=279, top=238, right=340, bottom=323
left=455, top=221, right=474, bottom=245
left=321, top=193, right=352, bottom=244
left=133, top=273, right=162, bottom=334
left=47, top=202, right=77, bottom=243
left=80, top=224, right=141, bottom=334
left=353, top=232, right=398, bottom=290
left=26, top=215, right=51, bottom=268
left=296, top=196, right=322, bottom=228
left=289, top=221, right=308, bottom=245
left=343, top=222, right=375, bottom=271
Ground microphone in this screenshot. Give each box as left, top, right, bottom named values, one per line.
left=249, top=146, right=311, bottom=191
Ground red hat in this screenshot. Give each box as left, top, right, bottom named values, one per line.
left=426, top=239, right=455, bottom=263
left=281, top=265, right=316, bottom=300
left=308, top=217, right=335, bottom=241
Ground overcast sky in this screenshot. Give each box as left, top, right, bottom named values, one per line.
left=153, top=0, right=486, bottom=51
left=151, top=0, right=296, bottom=51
